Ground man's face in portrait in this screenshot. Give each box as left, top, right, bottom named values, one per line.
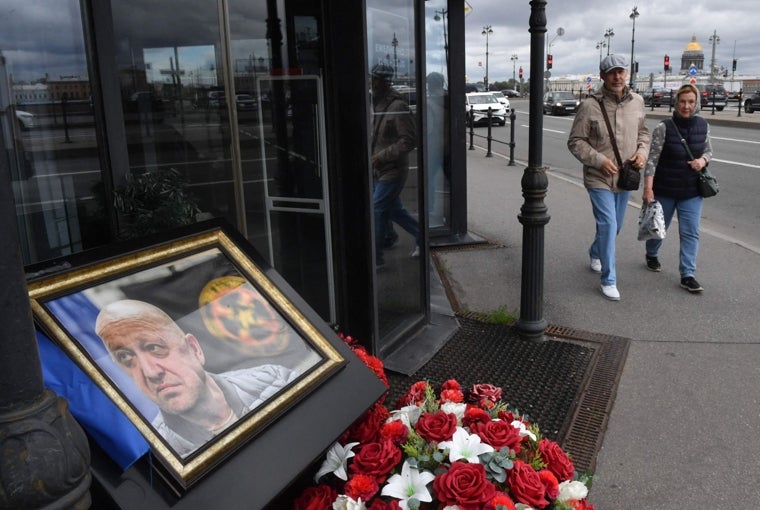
left=100, top=316, right=208, bottom=416
left=600, top=68, right=627, bottom=96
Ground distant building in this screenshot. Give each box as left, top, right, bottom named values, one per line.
left=680, top=34, right=705, bottom=73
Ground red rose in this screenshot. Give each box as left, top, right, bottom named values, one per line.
left=462, top=406, right=491, bottom=428
left=341, top=403, right=390, bottom=444
left=344, top=473, right=379, bottom=502
left=469, top=383, right=503, bottom=407
left=349, top=440, right=402, bottom=483
left=486, top=491, right=516, bottom=510
left=538, top=469, right=559, bottom=500
left=440, top=388, right=464, bottom=403
left=572, top=500, right=595, bottom=510
left=441, top=379, right=462, bottom=392
left=538, top=438, right=575, bottom=482
left=367, top=499, right=403, bottom=510
left=507, top=460, right=549, bottom=509
left=433, top=461, right=497, bottom=509
left=396, top=381, right=428, bottom=407
left=292, top=485, right=338, bottom=510
left=415, top=410, right=457, bottom=442
left=380, top=420, right=409, bottom=445
left=352, top=345, right=389, bottom=389
left=469, top=419, right=523, bottom=453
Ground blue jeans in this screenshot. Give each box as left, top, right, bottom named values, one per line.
left=374, top=180, right=419, bottom=264
left=588, top=188, right=631, bottom=286
left=646, top=195, right=702, bottom=278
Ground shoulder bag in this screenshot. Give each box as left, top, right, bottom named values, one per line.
left=597, top=98, right=641, bottom=191
left=666, top=119, right=719, bottom=198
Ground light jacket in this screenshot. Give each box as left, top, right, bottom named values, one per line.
left=568, top=86, right=650, bottom=191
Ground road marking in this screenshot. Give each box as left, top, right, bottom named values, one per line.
left=711, top=136, right=760, bottom=145
left=711, top=158, right=760, bottom=169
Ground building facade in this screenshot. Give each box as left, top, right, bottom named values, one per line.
left=1, top=0, right=468, bottom=363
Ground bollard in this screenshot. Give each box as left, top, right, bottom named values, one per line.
left=738, top=88, right=742, bottom=117
left=468, top=105, right=475, bottom=150
left=668, top=89, right=673, bottom=112
left=711, top=89, right=716, bottom=116
left=508, top=108, right=516, bottom=166
left=486, top=107, right=493, bottom=157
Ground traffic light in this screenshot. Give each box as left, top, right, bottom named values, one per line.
left=547, top=54, right=553, bottom=70
left=732, top=59, right=737, bottom=72
left=519, top=67, right=523, bottom=79
left=664, top=55, right=670, bottom=71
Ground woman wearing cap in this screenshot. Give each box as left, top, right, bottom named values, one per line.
left=568, top=54, right=650, bottom=301
left=641, top=84, right=712, bottom=293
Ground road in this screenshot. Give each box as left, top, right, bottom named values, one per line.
left=473, top=97, right=760, bottom=254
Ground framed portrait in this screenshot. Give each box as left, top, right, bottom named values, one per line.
left=28, top=226, right=346, bottom=490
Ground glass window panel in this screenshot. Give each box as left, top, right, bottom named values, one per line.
left=1, top=0, right=108, bottom=265
left=367, top=1, right=423, bottom=338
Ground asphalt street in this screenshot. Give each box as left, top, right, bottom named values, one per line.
left=436, top=103, right=760, bottom=508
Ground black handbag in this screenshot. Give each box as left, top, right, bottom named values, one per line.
left=667, top=119, right=718, bottom=198
left=598, top=99, right=641, bottom=191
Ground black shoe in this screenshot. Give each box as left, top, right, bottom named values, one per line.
left=680, top=277, right=703, bottom=293
left=646, top=255, right=661, bottom=272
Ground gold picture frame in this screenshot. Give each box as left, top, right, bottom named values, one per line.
left=28, top=227, right=345, bottom=490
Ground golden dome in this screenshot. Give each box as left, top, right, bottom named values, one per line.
left=684, top=34, right=702, bottom=52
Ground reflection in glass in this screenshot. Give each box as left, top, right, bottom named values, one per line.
left=1, top=0, right=107, bottom=264
left=425, top=0, right=451, bottom=229
left=367, top=3, right=423, bottom=341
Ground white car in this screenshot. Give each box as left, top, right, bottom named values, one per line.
left=465, top=92, right=507, bottom=126
left=15, top=110, right=35, bottom=130
left=489, top=91, right=512, bottom=111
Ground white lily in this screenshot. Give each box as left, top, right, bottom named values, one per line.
left=387, top=404, right=422, bottom=428
left=437, top=426, right=494, bottom=463
left=332, top=494, right=367, bottom=510
left=381, top=459, right=435, bottom=510
left=511, top=419, right=537, bottom=441
left=314, top=441, right=359, bottom=482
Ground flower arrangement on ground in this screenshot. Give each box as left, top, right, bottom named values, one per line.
left=293, top=335, right=594, bottom=510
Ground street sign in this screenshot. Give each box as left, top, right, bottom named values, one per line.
left=544, top=70, right=551, bottom=79
left=586, top=76, right=592, bottom=83
left=689, top=77, right=696, bottom=85
left=689, top=65, right=698, bottom=77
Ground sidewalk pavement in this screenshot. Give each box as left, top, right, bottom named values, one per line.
left=433, top=143, right=760, bottom=508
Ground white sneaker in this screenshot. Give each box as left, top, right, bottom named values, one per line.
left=590, top=258, right=602, bottom=273
left=600, top=284, right=620, bottom=301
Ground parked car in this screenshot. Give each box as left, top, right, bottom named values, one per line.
left=642, top=87, right=673, bottom=107
left=501, top=89, right=520, bottom=98
left=694, top=83, right=728, bottom=111
left=542, top=91, right=579, bottom=115
left=465, top=83, right=484, bottom=93
left=742, top=90, right=760, bottom=113
left=15, top=110, right=35, bottom=130
left=465, top=92, right=507, bottom=126
left=235, top=93, right=257, bottom=111
left=489, top=91, right=511, bottom=110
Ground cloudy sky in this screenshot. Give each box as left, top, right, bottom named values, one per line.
left=463, top=0, right=760, bottom=87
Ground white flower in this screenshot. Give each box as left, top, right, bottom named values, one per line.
left=387, top=404, right=422, bottom=428
left=515, top=504, right=536, bottom=510
left=332, top=495, right=367, bottom=510
left=437, top=426, right=494, bottom=463
left=381, top=459, right=435, bottom=510
left=557, top=480, right=589, bottom=502
left=511, top=419, right=537, bottom=441
left=440, top=401, right=467, bottom=422
left=315, top=442, right=359, bottom=482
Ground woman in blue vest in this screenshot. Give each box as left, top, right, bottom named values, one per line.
left=642, top=84, right=713, bottom=292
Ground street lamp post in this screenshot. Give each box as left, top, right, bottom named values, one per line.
left=596, top=40, right=607, bottom=65
left=510, top=53, right=519, bottom=88
left=545, top=27, right=564, bottom=92
left=629, top=6, right=639, bottom=89
left=709, top=29, right=720, bottom=80
left=604, top=28, right=615, bottom=55
left=434, top=9, right=448, bottom=71
left=391, top=32, right=399, bottom=79
left=482, top=25, right=493, bottom=90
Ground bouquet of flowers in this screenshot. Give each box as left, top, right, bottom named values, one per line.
left=293, top=336, right=594, bottom=510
